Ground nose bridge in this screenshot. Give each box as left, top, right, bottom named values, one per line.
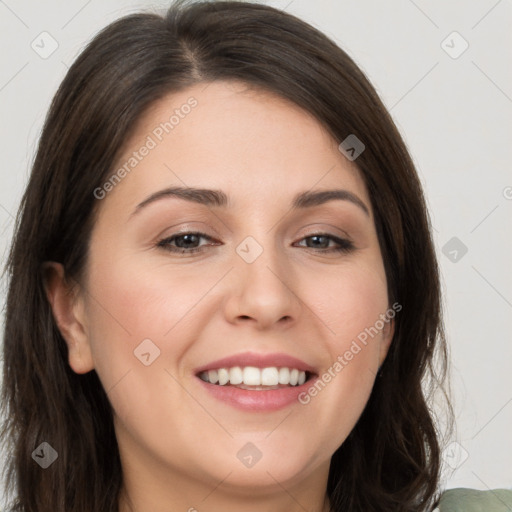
left=227, top=232, right=300, bottom=326
left=236, top=232, right=287, bottom=293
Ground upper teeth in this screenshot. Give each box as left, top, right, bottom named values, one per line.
left=199, top=366, right=307, bottom=386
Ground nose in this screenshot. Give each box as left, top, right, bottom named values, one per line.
left=222, top=239, right=302, bottom=330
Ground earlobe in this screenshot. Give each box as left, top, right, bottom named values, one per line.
left=42, top=262, right=95, bottom=374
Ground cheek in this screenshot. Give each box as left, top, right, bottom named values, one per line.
left=82, top=258, right=201, bottom=440
left=82, top=254, right=199, bottom=386
left=296, top=261, right=388, bottom=445
left=309, top=259, right=389, bottom=349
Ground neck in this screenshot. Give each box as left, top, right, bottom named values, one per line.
left=120, top=491, right=331, bottom=512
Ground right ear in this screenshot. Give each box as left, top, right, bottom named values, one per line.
left=41, top=262, right=95, bottom=374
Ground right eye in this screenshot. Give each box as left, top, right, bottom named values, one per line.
left=156, top=232, right=220, bottom=254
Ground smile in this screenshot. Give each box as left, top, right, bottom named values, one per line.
left=198, top=366, right=309, bottom=388
left=194, top=352, right=319, bottom=411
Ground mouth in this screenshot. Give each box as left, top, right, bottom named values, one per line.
left=197, top=366, right=314, bottom=390
left=193, top=352, right=318, bottom=411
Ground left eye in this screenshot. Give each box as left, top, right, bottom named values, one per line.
left=294, top=234, right=355, bottom=253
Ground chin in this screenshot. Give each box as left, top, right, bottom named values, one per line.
left=200, top=442, right=324, bottom=491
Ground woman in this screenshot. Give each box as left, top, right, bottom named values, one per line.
left=0, top=0, right=456, bottom=510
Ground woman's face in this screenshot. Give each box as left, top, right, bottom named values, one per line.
left=63, top=80, right=394, bottom=504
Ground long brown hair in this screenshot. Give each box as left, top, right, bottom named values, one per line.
left=1, top=1, right=452, bottom=510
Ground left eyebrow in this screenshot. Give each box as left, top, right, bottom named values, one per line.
left=291, top=189, right=370, bottom=216
left=130, top=186, right=370, bottom=218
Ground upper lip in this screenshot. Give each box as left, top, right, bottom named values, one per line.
left=194, top=351, right=317, bottom=375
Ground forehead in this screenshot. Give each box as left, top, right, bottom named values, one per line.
left=101, top=80, right=370, bottom=215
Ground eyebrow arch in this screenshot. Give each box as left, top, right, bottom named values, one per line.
left=131, top=186, right=370, bottom=217
left=292, top=189, right=369, bottom=216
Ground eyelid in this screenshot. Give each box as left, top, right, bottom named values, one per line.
left=154, top=222, right=221, bottom=241
left=298, top=223, right=351, bottom=240
left=156, top=231, right=218, bottom=246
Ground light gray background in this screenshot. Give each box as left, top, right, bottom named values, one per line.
left=1, top=0, right=511, bottom=503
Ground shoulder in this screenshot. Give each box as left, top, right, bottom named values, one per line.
left=436, top=487, right=512, bottom=511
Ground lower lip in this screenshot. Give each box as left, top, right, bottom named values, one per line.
left=196, top=376, right=317, bottom=411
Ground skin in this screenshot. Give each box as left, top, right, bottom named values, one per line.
left=44, top=80, right=394, bottom=512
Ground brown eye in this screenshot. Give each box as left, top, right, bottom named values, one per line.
left=296, top=234, right=355, bottom=253
left=157, top=232, right=218, bottom=254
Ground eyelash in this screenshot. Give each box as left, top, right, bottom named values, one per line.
left=156, top=231, right=355, bottom=255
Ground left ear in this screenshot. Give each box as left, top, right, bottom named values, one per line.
left=378, top=315, right=395, bottom=368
